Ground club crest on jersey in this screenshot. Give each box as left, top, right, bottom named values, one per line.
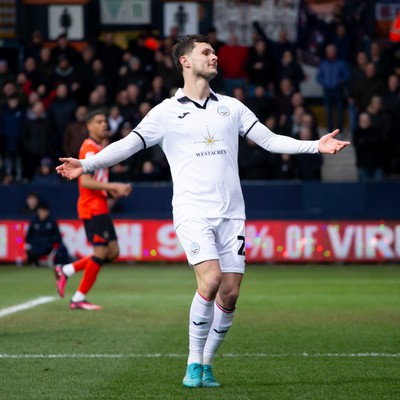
left=217, top=106, right=230, bottom=116
left=189, top=242, right=200, bottom=255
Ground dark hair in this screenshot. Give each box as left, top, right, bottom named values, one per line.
left=172, top=34, right=209, bottom=73
left=37, top=201, right=50, bottom=211
left=85, top=109, right=107, bottom=124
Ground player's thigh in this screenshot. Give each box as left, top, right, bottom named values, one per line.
left=217, top=219, right=246, bottom=274
left=193, top=259, right=222, bottom=298
left=176, top=218, right=220, bottom=266
left=83, top=214, right=117, bottom=245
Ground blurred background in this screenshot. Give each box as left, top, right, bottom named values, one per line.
left=0, top=0, right=400, bottom=264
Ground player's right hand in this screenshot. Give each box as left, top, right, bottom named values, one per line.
left=56, top=158, right=84, bottom=181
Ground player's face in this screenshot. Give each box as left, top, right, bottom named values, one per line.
left=188, top=42, right=218, bottom=80
left=88, top=114, right=109, bottom=141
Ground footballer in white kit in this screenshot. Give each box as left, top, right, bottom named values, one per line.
left=66, top=35, right=349, bottom=389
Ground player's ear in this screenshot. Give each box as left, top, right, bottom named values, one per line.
left=180, top=55, right=190, bottom=69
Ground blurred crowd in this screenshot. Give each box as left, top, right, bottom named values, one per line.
left=1, top=4, right=400, bottom=185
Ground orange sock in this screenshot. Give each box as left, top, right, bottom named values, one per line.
left=77, top=257, right=103, bottom=295
left=72, top=255, right=91, bottom=272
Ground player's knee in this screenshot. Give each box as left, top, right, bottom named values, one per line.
left=199, top=273, right=222, bottom=299
left=107, top=248, right=119, bottom=261
left=220, top=288, right=239, bottom=309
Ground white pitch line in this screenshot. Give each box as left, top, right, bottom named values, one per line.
left=0, top=296, right=57, bottom=318
left=0, top=353, right=399, bottom=359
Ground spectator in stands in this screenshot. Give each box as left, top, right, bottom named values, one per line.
left=331, top=24, right=353, bottom=64
left=24, top=30, right=44, bottom=61
left=145, top=75, right=169, bottom=106
left=24, top=201, right=70, bottom=266
left=366, top=95, right=391, bottom=141
left=74, top=45, right=96, bottom=104
left=94, top=83, right=111, bottom=107
left=275, top=154, right=297, bottom=180
left=136, top=101, right=152, bottom=123
left=382, top=74, right=400, bottom=174
left=154, top=51, right=183, bottom=93
left=280, top=105, right=305, bottom=139
left=22, top=100, right=52, bottom=179
left=365, top=95, right=391, bottom=173
left=117, top=55, right=150, bottom=93
left=217, top=32, right=249, bottom=95
left=317, top=44, right=349, bottom=132
left=246, top=38, right=275, bottom=97
left=88, top=58, right=113, bottom=99
left=36, top=47, right=55, bottom=88
left=127, top=33, right=156, bottom=76
left=115, top=88, right=138, bottom=123
left=16, top=71, right=33, bottom=100
left=53, top=55, right=79, bottom=94
left=353, top=112, right=385, bottom=181
left=23, top=57, right=43, bottom=91
left=294, top=127, right=323, bottom=181
left=263, top=114, right=292, bottom=179
left=63, top=105, right=88, bottom=158
left=137, top=159, right=163, bottom=182
left=206, top=26, right=225, bottom=55
left=87, top=89, right=107, bottom=114
left=48, top=83, right=77, bottom=156
left=206, top=27, right=225, bottom=92
left=368, top=41, right=392, bottom=81
left=347, top=51, right=368, bottom=135
left=245, top=85, right=273, bottom=122
left=1, top=81, right=20, bottom=106
left=125, top=83, right=143, bottom=120
left=275, top=78, right=296, bottom=120
left=0, top=60, right=15, bottom=95
left=96, top=32, right=124, bottom=77
left=0, top=94, right=26, bottom=183
left=278, top=50, right=305, bottom=92
left=109, top=121, right=135, bottom=182
left=354, top=62, right=385, bottom=114
left=301, top=111, right=320, bottom=140
left=238, top=137, right=270, bottom=180
left=252, top=22, right=298, bottom=73
left=107, top=105, right=124, bottom=139
left=51, top=33, right=79, bottom=65
left=20, top=191, right=40, bottom=215
left=31, top=156, right=61, bottom=185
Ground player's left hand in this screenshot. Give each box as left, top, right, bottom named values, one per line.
left=109, top=183, right=132, bottom=198
left=318, top=129, right=351, bottom=154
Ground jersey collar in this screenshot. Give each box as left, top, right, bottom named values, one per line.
left=175, top=88, right=218, bottom=109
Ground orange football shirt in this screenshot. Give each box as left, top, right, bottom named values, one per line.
left=77, top=138, right=109, bottom=219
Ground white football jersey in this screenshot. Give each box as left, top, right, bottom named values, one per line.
left=81, top=88, right=319, bottom=228
left=134, top=89, right=257, bottom=227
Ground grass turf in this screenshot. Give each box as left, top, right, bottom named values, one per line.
left=0, top=264, right=399, bottom=399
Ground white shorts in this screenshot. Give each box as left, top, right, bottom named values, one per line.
left=175, top=218, right=246, bottom=274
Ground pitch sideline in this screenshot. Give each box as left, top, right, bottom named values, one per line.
left=0, top=353, right=399, bottom=359
left=0, top=296, right=57, bottom=318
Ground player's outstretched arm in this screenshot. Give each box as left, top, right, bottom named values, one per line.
left=318, top=129, right=351, bottom=154
left=56, top=157, right=84, bottom=181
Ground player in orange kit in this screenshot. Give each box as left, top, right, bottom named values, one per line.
left=54, top=110, right=132, bottom=310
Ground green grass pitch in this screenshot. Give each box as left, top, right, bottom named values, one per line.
left=0, top=263, right=399, bottom=400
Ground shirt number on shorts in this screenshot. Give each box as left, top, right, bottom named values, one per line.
left=237, top=235, right=246, bottom=256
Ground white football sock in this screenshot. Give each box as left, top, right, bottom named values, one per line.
left=62, top=263, right=75, bottom=277
left=187, top=291, right=215, bottom=365
left=71, top=291, right=86, bottom=302
left=203, top=301, right=235, bottom=366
